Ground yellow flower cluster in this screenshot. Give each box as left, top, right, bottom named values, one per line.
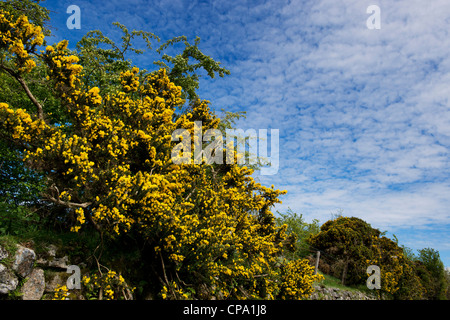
left=0, top=103, right=48, bottom=142
left=0, top=10, right=44, bottom=73
left=43, top=40, right=83, bottom=96
left=120, top=67, right=140, bottom=92
left=52, top=285, right=70, bottom=300
left=160, top=281, right=189, bottom=300
left=278, top=259, right=324, bottom=299
left=71, top=207, right=85, bottom=232
left=148, top=163, right=295, bottom=299
left=82, top=270, right=133, bottom=300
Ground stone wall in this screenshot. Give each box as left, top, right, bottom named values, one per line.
left=309, top=284, right=377, bottom=300
left=0, top=243, right=74, bottom=300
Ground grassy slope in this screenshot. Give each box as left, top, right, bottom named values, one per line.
left=315, top=271, right=374, bottom=294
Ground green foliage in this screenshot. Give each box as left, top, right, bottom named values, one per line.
left=216, top=108, right=247, bottom=133
left=416, top=248, right=447, bottom=300
left=304, top=216, right=448, bottom=300
left=444, top=269, right=450, bottom=300
left=307, top=216, right=381, bottom=286
left=75, top=22, right=156, bottom=95
left=75, top=22, right=229, bottom=105
left=155, top=36, right=230, bottom=103
left=0, top=140, right=45, bottom=206
left=0, top=203, right=39, bottom=236
left=275, top=208, right=320, bottom=260
left=0, top=234, right=18, bottom=267
left=394, top=259, right=427, bottom=300
left=401, top=244, right=417, bottom=261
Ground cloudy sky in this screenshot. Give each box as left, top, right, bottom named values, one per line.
left=41, top=0, right=450, bottom=266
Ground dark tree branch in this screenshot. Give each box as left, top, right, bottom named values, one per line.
left=0, top=64, right=44, bottom=120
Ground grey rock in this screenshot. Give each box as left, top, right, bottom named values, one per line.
left=35, top=257, right=48, bottom=267
left=310, top=283, right=376, bottom=300
left=48, top=256, right=69, bottom=269
left=46, top=244, right=57, bottom=258
left=36, top=245, right=69, bottom=269
left=12, top=245, right=36, bottom=278
left=0, top=246, right=8, bottom=261
left=0, top=263, right=19, bottom=294
left=21, top=268, right=45, bottom=300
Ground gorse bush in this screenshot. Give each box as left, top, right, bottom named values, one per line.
left=305, top=216, right=448, bottom=299
left=307, top=217, right=381, bottom=286
left=0, top=2, right=323, bottom=299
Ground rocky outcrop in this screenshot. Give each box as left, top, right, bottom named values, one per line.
left=21, top=268, right=45, bottom=300
left=0, top=243, right=71, bottom=300
left=309, top=284, right=377, bottom=300
left=0, top=263, right=19, bottom=294
left=12, top=245, right=36, bottom=278
left=0, top=246, right=8, bottom=260
left=36, top=244, right=69, bottom=269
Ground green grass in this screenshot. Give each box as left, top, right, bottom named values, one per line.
left=0, top=234, right=19, bottom=267
left=0, top=211, right=102, bottom=271
left=315, top=271, right=372, bottom=294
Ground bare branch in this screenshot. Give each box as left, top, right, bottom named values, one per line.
left=45, top=194, right=92, bottom=208
left=0, top=64, right=44, bottom=120
left=184, top=186, right=196, bottom=201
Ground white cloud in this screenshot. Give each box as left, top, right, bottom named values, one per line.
left=226, top=0, right=450, bottom=234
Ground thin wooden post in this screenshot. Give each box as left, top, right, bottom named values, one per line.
left=314, top=251, right=320, bottom=275
left=342, top=259, right=349, bottom=285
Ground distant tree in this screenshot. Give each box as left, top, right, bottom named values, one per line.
left=275, top=208, right=320, bottom=260
left=417, top=248, right=447, bottom=300
left=306, top=216, right=427, bottom=299
left=401, top=244, right=417, bottom=262
left=444, top=268, right=450, bottom=300
left=307, top=216, right=381, bottom=286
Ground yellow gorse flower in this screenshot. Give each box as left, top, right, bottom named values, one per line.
left=81, top=270, right=134, bottom=300
left=0, top=10, right=44, bottom=73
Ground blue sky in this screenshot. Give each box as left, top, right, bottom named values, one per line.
left=41, top=0, right=450, bottom=267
